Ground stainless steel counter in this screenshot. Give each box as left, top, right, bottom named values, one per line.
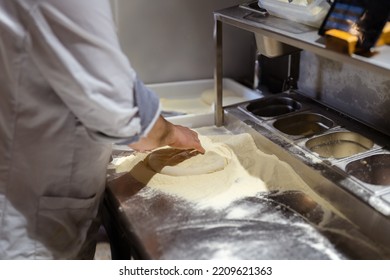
left=103, top=118, right=390, bottom=260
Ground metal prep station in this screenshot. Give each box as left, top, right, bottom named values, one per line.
left=103, top=2, right=390, bottom=259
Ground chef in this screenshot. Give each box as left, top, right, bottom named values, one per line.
left=0, top=0, right=204, bottom=259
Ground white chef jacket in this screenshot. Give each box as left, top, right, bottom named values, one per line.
left=0, top=0, right=160, bottom=259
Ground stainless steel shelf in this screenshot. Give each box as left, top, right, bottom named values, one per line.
left=215, top=6, right=390, bottom=76
left=213, top=5, right=390, bottom=126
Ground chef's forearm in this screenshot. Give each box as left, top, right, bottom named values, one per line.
left=128, top=116, right=173, bottom=152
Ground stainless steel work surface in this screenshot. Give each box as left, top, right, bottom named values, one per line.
left=105, top=132, right=389, bottom=260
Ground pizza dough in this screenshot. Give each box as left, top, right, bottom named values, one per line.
left=146, top=145, right=231, bottom=176
left=200, top=89, right=246, bottom=106
left=160, top=97, right=212, bottom=115
left=113, top=132, right=338, bottom=211
left=159, top=88, right=247, bottom=116
left=275, top=0, right=311, bottom=5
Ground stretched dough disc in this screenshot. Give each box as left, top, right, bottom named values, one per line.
left=146, top=148, right=230, bottom=176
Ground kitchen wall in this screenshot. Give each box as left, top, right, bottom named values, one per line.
left=297, top=51, right=390, bottom=136
left=111, top=0, right=256, bottom=84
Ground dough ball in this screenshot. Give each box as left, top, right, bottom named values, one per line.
left=160, top=98, right=212, bottom=114
left=221, top=96, right=247, bottom=106
left=200, top=89, right=245, bottom=106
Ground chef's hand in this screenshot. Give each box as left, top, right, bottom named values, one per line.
left=128, top=116, right=205, bottom=154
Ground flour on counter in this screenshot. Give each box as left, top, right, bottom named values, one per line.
left=146, top=137, right=230, bottom=176
left=111, top=129, right=387, bottom=260
left=115, top=134, right=268, bottom=209
left=112, top=154, right=136, bottom=173
left=112, top=131, right=333, bottom=210
left=160, top=200, right=346, bottom=260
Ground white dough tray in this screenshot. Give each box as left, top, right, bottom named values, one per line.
left=147, top=78, right=263, bottom=128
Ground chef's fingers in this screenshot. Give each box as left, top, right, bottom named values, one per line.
left=169, top=125, right=205, bottom=154
left=192, top=139, right=205, bottom=154
left=128, top=117, right=205, bottom=153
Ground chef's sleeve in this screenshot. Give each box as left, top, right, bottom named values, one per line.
left=24, top=0, right=160, bottom=144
